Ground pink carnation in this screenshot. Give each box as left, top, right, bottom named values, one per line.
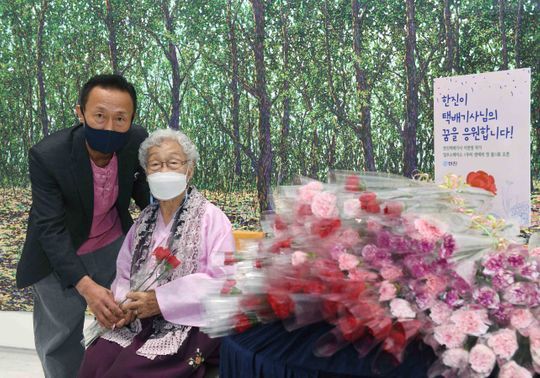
left=298, top=181, right=323, bottom=202
left=389, top=298, right=416, bottom=319
left=510, top=308, right=535, bottom=332
left=340, top=228, right=360, bottom=248
left=468, top=344, right=496, bottom=375
left=441, top=348, right=469, bottom=369
left=499, top=361, right=533, bottom=378
left=424, top=274, right=447, bottom=297
left=429, top=301, right=452, bottom=325
left=486, top=329, right=518, bottom=359
left=366, top=219, right=383, bottom=233
left=338, top=253, right=359, bottom=271
left=343, top=198, right=360, bottom=219
left=529, top=326, right=540, bottom=373
left=530, top=247, right=540, bottom=259
left=433, top=324, right=467, bottom=348
left=348, top=268, right=378, bottom=282
left=311, top=191, right=339, bottom=219
left=378, top=281, right=397, bottom=302
left=413, top=218, right=445, bottom=242
left=291, top=251, right=308, bottom=266
left=450, top=308, right=490, bottom=336
left=380, top=265, right=403, bottom=281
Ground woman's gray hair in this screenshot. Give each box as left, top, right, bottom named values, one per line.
left=138, top=128, right=200, bottom=170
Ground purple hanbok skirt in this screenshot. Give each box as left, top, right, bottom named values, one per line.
left=78, top=317, right=220, bottom=378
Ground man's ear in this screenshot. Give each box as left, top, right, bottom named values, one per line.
left=75, top=105, right=84, bottom=123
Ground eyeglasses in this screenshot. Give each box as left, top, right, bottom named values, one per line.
left=147, top=159, right=190, bottom=172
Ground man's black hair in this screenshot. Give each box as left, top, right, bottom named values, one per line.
left=79, top=74, right=137, bottom=120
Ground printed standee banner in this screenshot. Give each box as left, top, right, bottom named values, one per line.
left=434, top=68, right=531, bottom=226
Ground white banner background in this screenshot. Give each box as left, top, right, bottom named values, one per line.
left=434, top=68, right=531, bottom=226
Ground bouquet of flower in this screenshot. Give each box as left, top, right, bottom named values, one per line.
left=201, top=171, right=539, bottom=377
left=83, top=246, right=181, bottom=347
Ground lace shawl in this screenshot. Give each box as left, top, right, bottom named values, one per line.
left=102, top=187, right=206, bottom=359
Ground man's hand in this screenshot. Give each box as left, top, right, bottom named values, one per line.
left=76, top=276, right=123, bottom=328
left=114, top=308, right=136, bottom=329
left=124, top=290, right=161, bottom=319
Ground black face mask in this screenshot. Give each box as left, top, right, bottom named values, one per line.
left=83, top=121, right=129, bottom=154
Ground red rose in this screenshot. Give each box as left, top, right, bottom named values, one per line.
left=165, top=255, right=181, bottom=268
left=345, top=175, right=362, bottom=192
left=153, top=246, right=171, bottom=261
left=466, top=170, right=497, bottom=195
left=234, top=313, right=252, bottom=333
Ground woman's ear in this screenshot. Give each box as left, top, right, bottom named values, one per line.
left=187, top=164, right=195, bottom=182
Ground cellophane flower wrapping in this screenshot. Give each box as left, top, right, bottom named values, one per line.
left=202, top=171, right=539, bottom=377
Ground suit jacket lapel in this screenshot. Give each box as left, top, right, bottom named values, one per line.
left=70, top=125, right=93, bottom=221
left=116, top=128, right=136, bottom=207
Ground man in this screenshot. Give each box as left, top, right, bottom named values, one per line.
left=16, top=74, right=150, bottom=378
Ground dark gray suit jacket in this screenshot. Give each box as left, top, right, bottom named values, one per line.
left=16, top=123, right=150, bottom=289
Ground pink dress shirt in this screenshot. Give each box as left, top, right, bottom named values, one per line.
left=77, top=154, right=123, bottom=255
left=111, top=202, right=235, bottom=327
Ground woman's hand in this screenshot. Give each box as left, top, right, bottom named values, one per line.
left=114, top=307, right=136, bottom=329
left=124, top=290, right=161, bottom=319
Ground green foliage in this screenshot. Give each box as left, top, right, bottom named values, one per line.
left=0, top=0, right=538, bottom=191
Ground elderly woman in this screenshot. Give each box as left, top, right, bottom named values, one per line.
left=78, top=129, right=235, bottom=377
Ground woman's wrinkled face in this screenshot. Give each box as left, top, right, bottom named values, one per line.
left=146, top=139, right=193, bottom=180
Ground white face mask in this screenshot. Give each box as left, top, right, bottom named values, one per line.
left=147, top=172, right=187, bottom=201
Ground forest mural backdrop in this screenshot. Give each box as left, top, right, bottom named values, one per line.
left=0, top=0, right=538, bottom=213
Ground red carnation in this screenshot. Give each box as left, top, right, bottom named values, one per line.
left=271, top=238, right=292, bottom=253
left=165, top=255, right=181, bottom=269
left=274, top=216, right=288, bottom=231
left=359, top=192, right=377, bottom=205
left=220, top=279, right=237, bottom=295
left=234, top=313, right=252, bottom=333
left=224, top=251, right=236, bottom=265
left=345, top=175, right=362, bottom=192
left=297, top=204, right=313, bottom=217
left=311, top=218, right=341, bottom=238
left=359, top=192, right=380, bottom=213
left=153, top=246, right=171, bottom=261
left=383, top=201, right=403, bottom=217
left=267, top=292, right=294, bottom=319
left=338, top=313, right=366, bottom=342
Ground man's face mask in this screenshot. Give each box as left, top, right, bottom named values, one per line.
left=84, top=121, right=129, bottom=154
left=147, top=172, right=187, bottom=201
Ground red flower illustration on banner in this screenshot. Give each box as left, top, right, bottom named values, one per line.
left=466, top=170, right=497, bottom=195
